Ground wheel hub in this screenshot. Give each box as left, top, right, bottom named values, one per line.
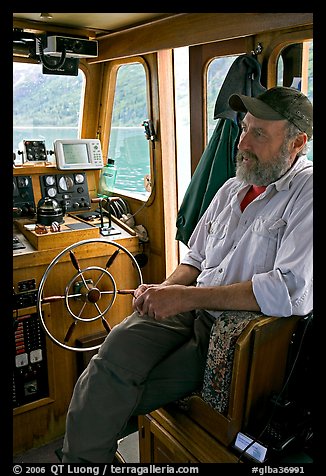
left=87, top=287, right=101, bottom=303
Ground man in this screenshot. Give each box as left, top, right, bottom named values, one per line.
left=62, top=86, right=313, bottom=463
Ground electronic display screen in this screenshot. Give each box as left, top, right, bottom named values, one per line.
left=62, top=143, right=90, bottom=165
left=54, top=139, right=103, bottom=170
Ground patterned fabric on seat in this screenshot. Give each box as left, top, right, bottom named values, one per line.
left=200, top=310, right=261, bottom=414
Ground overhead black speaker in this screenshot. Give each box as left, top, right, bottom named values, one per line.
left=42, top=57, right=79, bottom=76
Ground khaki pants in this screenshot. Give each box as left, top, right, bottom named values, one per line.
left=62, top=309, right=214, bottom=463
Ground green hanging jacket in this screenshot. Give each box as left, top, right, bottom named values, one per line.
left=175, top=54, right=265, bottom=246
left=176, top=119, right=239, bottom=245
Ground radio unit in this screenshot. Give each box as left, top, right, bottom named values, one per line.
left=38, top=35, right=98, bottom=58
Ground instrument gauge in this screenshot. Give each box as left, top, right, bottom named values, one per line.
left=75, top=173, right=85, bottom=184
left=58, top=176, right=74, bottom=191
left=45, top=175, right=56, bottom=186
left=17, top=176, right=29, bottom=188
left=47, top=187, right=57, bottom=198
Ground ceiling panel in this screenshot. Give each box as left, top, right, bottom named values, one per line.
left=13, top=13, right=172, bottom=36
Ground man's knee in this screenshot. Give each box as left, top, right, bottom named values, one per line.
left=96, top=312, right=142, bottom=368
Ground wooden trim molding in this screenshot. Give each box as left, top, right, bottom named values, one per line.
left=93, top=13, right=313, bottom=62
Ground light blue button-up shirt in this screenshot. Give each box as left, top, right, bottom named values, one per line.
left=181, top=156, right=313, bottom=318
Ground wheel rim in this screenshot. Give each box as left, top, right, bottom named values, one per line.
left=37, top=238, right=143, bottom=351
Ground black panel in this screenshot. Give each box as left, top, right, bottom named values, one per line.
left=39, top=172, right=91, bottom=212
left=13, top=175, right=36, bottom=218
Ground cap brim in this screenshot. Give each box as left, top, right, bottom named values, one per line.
left=229, top=94, right=285, bottom=121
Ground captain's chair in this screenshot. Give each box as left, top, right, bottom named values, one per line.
left=138, top=311, right=313, bottom=463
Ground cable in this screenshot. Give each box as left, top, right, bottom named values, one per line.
left=37, top=37, right=67, bottom=70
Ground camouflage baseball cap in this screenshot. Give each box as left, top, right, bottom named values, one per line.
left=229, top=86, right=313, bottom=140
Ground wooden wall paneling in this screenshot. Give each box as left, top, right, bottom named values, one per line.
left=254, top=26, right=313, bottom=89
left=94, top=13, right=312, bottom=62
left=80, top=60, right=104, bottom=140
left=137, top=53, right=167, bottom=284
left=157, top=49, right=179, bottom=276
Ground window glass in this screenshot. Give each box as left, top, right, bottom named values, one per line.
left=277, top=40, right=313, bottom=160
left=107, top=62, right=150, bottom=199
left=206, top=55, right=239, bottom=142
left=13, top=62, right=85, bottom=164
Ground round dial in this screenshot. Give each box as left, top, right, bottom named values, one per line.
left=45, top=175, right=56, bottom=186
left=17, top=176, right=29, bottom=187
left=47, top=187, right=57, bottom=198
left=58, top=176, right=74, bottom=191
left=75, top=173, right=85, bottom=184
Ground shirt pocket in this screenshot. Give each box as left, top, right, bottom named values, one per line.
left=251, top=217, right=287, bottom=271
left=204, top=219, right=228, bottom=268
left=207, top=219, right=227, bottom=238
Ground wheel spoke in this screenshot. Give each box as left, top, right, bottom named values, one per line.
left=69, top=250, right=81, bottom=271
left=94, top=249, right=120, bottom=287
left=117, top=289, right=135, bottom=296
left=69, top=250, right=89, bottom=289
left=105, top=249, right=120, bottom=268
left=77, top=302, right=87, bottom=318
left=42, top=293, right=82, bottom=303
left=101, top=317, right=111, bottom=333
left=64, top=321, right=77, bottom=342
left=93, top=302, right=111, bottom=334
left=100, top=289, right=135, bottom=296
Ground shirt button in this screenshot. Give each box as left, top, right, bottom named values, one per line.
left=218, top=268, right=223, bottom=273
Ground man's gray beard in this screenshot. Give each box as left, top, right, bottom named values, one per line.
left=235, top=149, right=291, bottom=186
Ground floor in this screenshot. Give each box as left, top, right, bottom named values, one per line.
left=13, top=431, right=140, bottom=464
left=12, top=431, right=315, bottom=464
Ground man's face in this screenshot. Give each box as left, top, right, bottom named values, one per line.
left=236, top=113, right=293, bottom=186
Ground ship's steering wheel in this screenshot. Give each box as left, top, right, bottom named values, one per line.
left=37, top=239, right=143, bottom=352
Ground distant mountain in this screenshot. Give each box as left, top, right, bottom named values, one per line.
left=13, top=62, right=148, bottom=128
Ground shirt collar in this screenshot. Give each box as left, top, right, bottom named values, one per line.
left=272, top=155, right=312, bottom=191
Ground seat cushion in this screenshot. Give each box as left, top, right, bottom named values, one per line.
left=200, top=310, right=261, bottom=413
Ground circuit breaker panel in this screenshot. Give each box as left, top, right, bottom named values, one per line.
left=13, top=312, right=49, bottom=407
